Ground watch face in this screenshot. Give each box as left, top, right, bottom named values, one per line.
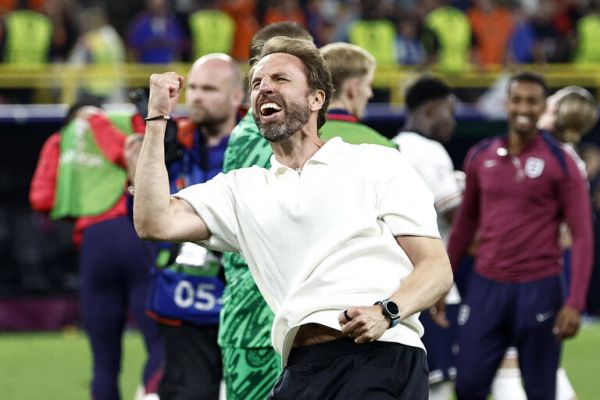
left=385, top=300, right=400, bottom=316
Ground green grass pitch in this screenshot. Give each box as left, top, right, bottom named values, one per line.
left=1, top=320, right=599, bottom=399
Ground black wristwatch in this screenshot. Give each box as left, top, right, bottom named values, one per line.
left=374, top=298, right=401, bottom=328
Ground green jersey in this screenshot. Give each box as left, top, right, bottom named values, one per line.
left=219, top=109, right=275, bottom=348
left=320, top=116, right=397, bottom=149
left=51, top=113, right=133, bottom=219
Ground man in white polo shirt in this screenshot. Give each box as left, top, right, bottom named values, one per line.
left=133, top=36, right=453, bottom=399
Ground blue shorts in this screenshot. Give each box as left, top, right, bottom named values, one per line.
left=420, top=305, right=459, bottom=384
left=455, top=272, right=563, bottom=400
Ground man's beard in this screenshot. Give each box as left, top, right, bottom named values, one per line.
left=510, top=118, right=537, bottom=137
left=255, top=100, right=310, bottom=143
left=189, top=106, right=227, bottom=129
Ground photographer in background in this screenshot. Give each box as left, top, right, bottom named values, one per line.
left=127, top=53, right=244, bottom=400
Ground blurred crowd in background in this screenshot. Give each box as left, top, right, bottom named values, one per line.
left=0, top=0, right=600, bottom=88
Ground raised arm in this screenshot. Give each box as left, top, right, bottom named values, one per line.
left=133, top=72, right=209, bottom=243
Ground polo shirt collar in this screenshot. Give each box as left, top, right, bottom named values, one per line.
left=495, top=132, right=544, bottom=157
left=270, top=137, right=345, bottom=175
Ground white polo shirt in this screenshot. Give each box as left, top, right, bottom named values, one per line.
left=174, top=137, right=440, bottom=365
left=393, top=131, right=462, bottom=243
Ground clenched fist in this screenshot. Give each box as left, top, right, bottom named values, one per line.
left=147, top=72, right=185, bottom=118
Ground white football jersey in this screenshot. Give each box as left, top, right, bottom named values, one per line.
left=393, top=131, right=462, bottom=243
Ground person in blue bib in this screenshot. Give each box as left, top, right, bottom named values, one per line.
left=129, top=53, right=244, bottom=400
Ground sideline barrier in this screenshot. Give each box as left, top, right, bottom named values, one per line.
left=1, top=63, right=600, bottom=105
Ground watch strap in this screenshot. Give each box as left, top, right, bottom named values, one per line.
left=375, top=299, right=400, bottom=328
left=145, top=114, right=171, bottom=122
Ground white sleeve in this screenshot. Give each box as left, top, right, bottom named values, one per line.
left=173, top=172, right=240, bottom=253
left=376, top=151, right=441, bottom=239
left=411, top=143, right=462, bottom=215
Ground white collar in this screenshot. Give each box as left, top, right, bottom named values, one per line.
left=270, top=137, right=345, bottom=176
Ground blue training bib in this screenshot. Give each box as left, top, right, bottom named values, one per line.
left=147, top=243, right=224, bottom=324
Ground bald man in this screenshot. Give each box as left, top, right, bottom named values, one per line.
left=133, top=53, right=244, bottom=400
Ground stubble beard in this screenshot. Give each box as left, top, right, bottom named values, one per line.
left=510, top=118, right=537, bottom=137
left=189, top=106, right=228, bottom=130
left=255, top=101, right=310, bottom=143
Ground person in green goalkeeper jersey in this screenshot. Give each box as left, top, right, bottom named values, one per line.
left=219, top=22, right=313, bottom=400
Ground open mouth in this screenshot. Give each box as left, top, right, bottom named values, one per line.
left=515, top=115, right=531, bottom=125
left=260, top=102, right=283, bottom=117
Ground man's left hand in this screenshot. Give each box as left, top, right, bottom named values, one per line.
left=338, top=306, right=390, bottom=344
left=430, top=298, right=449, bottom=328
left=553, top=305, right=581, bottom=340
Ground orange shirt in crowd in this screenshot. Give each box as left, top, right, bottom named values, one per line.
left=263, top=1, right=306, bottom=27
left=0, top=0, right=45, bottom=14
left=221, top=0, right=259, bottom=61
left=468, top=6, right=514, bottom=67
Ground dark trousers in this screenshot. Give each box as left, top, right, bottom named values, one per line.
left=420, top=303, right=459, bottom=383
left=80, top=216, right=163, bottom=400
left=158, top=323, right=222, bottom=400
left=269, top=338, right=428, bottom=400
left=455, top=272, right=563, bottom=400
